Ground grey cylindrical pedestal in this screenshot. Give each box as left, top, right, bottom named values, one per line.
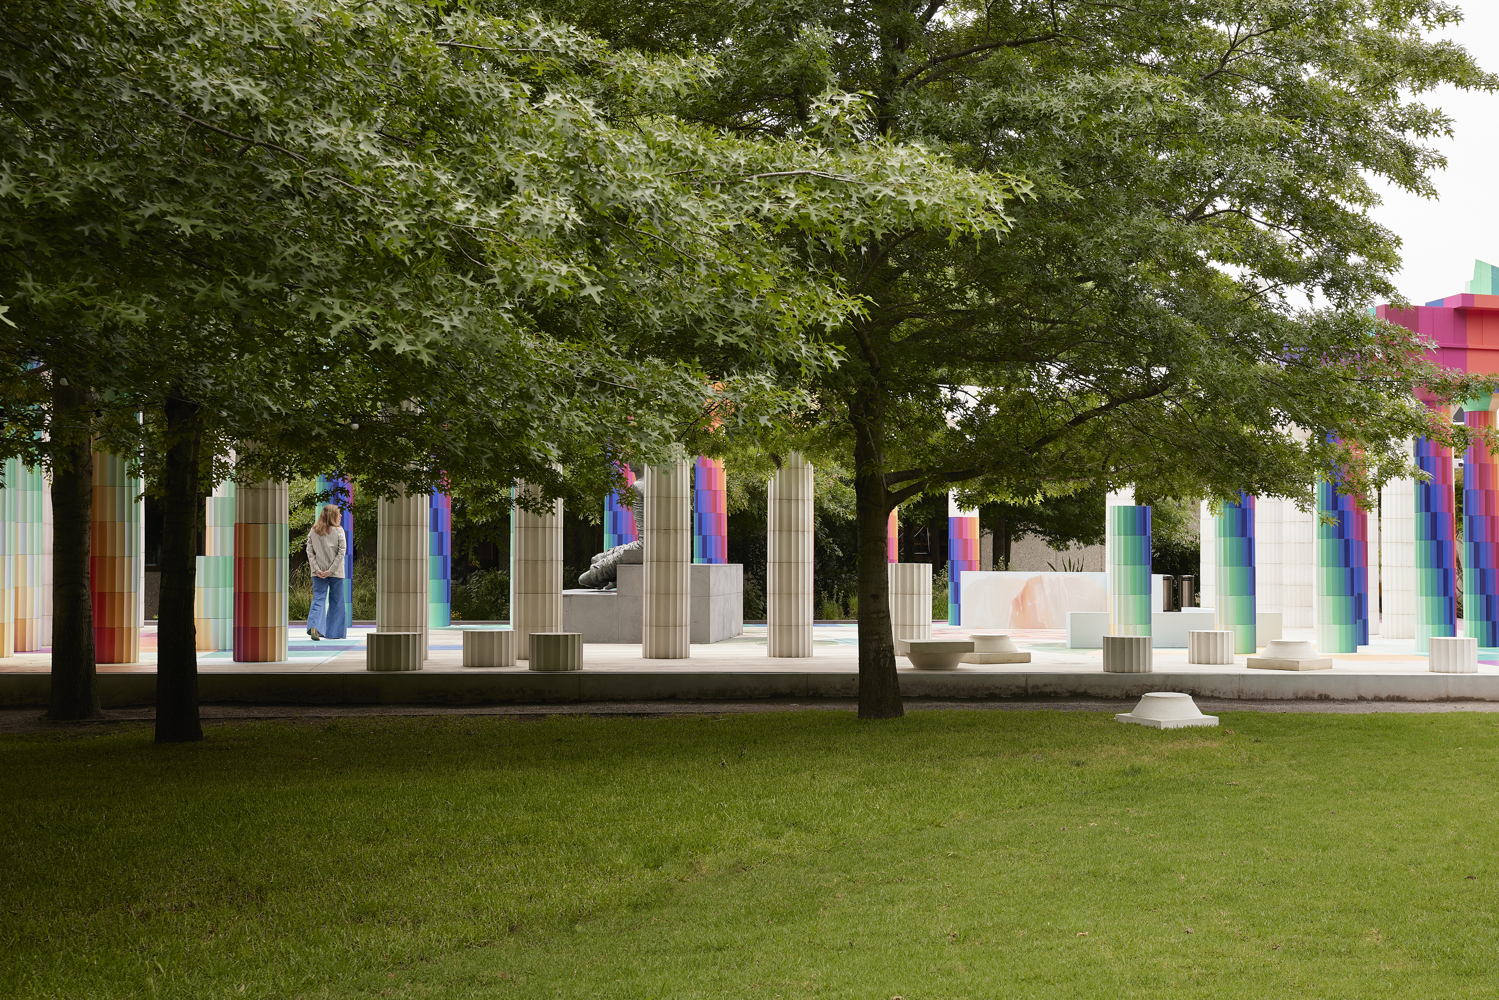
left=1187, top=630, right=1234, bottom=665
left=1103, top=634, right=1152, bottom=673
left=461, top=629, right=516, bottom=667
left=367, top=631, right=422, bottom=672
left=1430, top=636, right=1478, bottom=673
left=530, top=632, right=582, bottom=672
left=643, top=461, right=691, bottom=658
left=768, top=453, right=814, bottom=657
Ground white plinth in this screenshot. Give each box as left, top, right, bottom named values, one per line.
left=529, top=632, right=582, bottom=672
left=888, top=562, right=932, bottom=653
left=461, top=628, right=516, bottom=668
left=1430, top=636, right=1478, bottom=674
left=1187, top=630, right=1234, bottom=665
left=1116, top=692, right=1219, bottom=729
left=904, top=639, right=975, bottom=671
left=366, top=631, right=422, bottom=672
left=1102, top=635, right=1152, bottom=673
left=1246, top=638, right=1333, bottom=671
left=963, top=633, right=1031, bottom=664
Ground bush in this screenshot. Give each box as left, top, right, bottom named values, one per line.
left=450, top=568, right=509, bottom=621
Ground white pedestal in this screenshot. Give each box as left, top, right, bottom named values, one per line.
left=529, top=632, right=582, bottom=672
left=1187, top=630, right=1234, bottom=665
left=963, top=633, right=1031, bottom=664
left=366, top=631, right=422, bottom=672
left=1430, top=636, right=1478, bottom=673
left=903, top=639, right=974, bottom=671
left=888, top=563, right=932, bottom=653
left=1103, top=635, right=1152, bottom=673
left=1246, top=639, right=1333, bottom=671
left=1116, top=692, right=1219, bottom=729
left=461, top=628, right=516, bottom=668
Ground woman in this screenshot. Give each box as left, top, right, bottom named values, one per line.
left=305, top=504, right=348, bottom=641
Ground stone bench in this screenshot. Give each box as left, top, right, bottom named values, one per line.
left=461, top=628, right=516, bottom=668
left=1102, top=635, right=1152, bottom=673
left=366, top=631, right=422, bottom=672
left=1429, top=636, right=1478, bottom=674
left=529, top=632, right=583, bottom=673
left=903, top=639, right=975, bottom=671
left=962, top=634, right=1030, bottom=664
left=1187, top=630, right=1234, bottom=665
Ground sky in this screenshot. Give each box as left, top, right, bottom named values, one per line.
left=1369, top=1, right=1499, bottom=304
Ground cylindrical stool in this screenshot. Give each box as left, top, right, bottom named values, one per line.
left=1429, top=635, right=1478, bottom=674
left=462, top=629, right=516, bottom=668
left=1187, top=630, right=1234, bottom=665
left=530, top=632, right=582, bottom=672
left=367, top=631, right=422, bottom=672
left=1102, top=634, right=1152, bottom=673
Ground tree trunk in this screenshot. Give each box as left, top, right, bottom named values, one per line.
left=47, top=375, right=99, bottom=720
left=851, top=386, right=903, bottom=719
left=154, top=396, right=205, bottom=743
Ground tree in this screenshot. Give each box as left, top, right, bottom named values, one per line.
left=538, top=0, right=1498, bottom=717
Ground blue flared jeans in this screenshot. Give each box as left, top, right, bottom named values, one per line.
left=308, top=575, right=347, bottom=639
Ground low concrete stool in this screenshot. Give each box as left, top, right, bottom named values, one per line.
left=1102, top=635, right=1152, bottom=673
left=461, top=628, right=516, bottom=668
left=529, top=632, right=583, bottom=672
left=1429, top=636, right=1479, bottom=674
left=1116, top=692, right=1219, bottom=729
left=1187, top=630, right=1234, bottom=665
left=963, top=633, right=1031, bottom=664
left=1245, top=639, right=1333, bottom=671
left=904, top=639, right=975, bottom=671
left=367, top=632, right=422, bottom=672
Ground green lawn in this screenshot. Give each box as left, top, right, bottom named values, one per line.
left=4, top=709, right=1499, bottom=999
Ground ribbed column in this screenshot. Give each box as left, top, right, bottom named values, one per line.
left=1213, top=493, right=1257, bottom=653
left=0, top=461, right=14, bottom=658
left=233, top=479, right=287, bottom=662
left=510, top=482, right=562, bottom=660
left=603, top=465, right=638, bottom=550
left=12, top=461, right=44, bottom=651
left=1280, top=502, right=1316, bottom=630
left=428, top=489, right=451, bottom=629
left=1315, top=479, right=1368, bottom=653
left=888, top=562, right=932, bottom=649
left=377, top=487, right=428, bottom=658
left=1380, top=475, right=1416, bottom=639
left=1414, top=434, right=1458, bottom=651
left=947, top=496, right=979, bottom=625
left=1106, top=488, right=1151, bottom=637
left=39, top=474, right=52, bottom=648
left=91, top=451, right=142, bottom=663
left=767, top=454, right=813, bottom=656
left=194, top=477, right=235, bottom=651
left=1197, top=501, right=1217, bottom=612
left=886, top=510, right=899, bottom=563
left=1464, top=399, right=1499, bottom=647
left=643, top=461, right=692, bottom=658
left=693, top=456, right=727, bottom=564
left=1255, top=496, right=1284, bottom=622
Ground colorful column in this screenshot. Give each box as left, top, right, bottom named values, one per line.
left=1213, top=493, right=1257, bottom=653
left=767, top=453, right=813, bottom=657
left=1315, top=479, right=1368, bottom=654
left=604, top=465, right=638, bottom=550
left=194, top=477, right=235, bottom=651
left=1414, top=435, right=1458, bottom=651
left=377, top=487, right=429, bottom=659
left=643, top=461, right=692, bottom=658
left=0, top=461, right=14, bottom=658
left=693, top=456, right=727, bottom=565
left=427, top=489, right=451, bottom=629
left=1465, top=399, right=1499, bottom=646
left=233, top=479, right=288, bottom=662
left=90, top=451, right=142, bottom=663
left=887, top=509, right=899, bottom=563
left=12, top=462, right=45, bottom=651
left=1106, top=488, right=1151, bottom=637
left=946, top=496, right=979, bottom=625
left=511, top=482, right=562, bottom=660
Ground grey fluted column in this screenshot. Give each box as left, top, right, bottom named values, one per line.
left=642, top=460, right=691, bottom=658
left=767, top=452, right=814, bottom=657
left=510, top=482, right=562, bottom=660
left=377, top=487, right=428, bottom=659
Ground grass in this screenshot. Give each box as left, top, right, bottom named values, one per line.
left=4, top=709, right=1499, bottom=998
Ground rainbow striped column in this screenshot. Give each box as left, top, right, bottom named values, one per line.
left=1414, top=435, right=1458, bottom=651
left=91, top=451, right=142, bottom=663
left=1213, top=493, right=1257, bottom=653
left=1107, top=490, right=1152, bottom=637
left=887, top=510, right=899, bottom=563
left=1315, top=478, right=1369, bottom=653
left=946, top=496, right=979, bottom=625
left=13, top=462, right=45, bottom=651
left=0, top=460, right=15, bottom=658
left=313, top=475, right=355, bottom=634
left=604, top=466, right=638, bottom=550
left=1464, top=399, right=1499, bottom=647
left=693, top=456, right=727, bottom=564
left=233, top=479, right=288, bottom=662
left=194, top=478, right=235, bottom=651
left=428, top=489, right=451, bottom=628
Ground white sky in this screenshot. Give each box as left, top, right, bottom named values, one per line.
left=1370, top=1, right=1499, bottom=304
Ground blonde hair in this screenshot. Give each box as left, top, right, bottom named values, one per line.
left=313, top=504, right=341, bottom=536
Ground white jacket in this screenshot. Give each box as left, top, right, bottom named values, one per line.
left=306, top=526, right=347, bottom=578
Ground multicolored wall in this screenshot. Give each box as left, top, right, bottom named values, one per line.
left=91, top=451, right=142, bottom=663
left=10, top=461, right=47, bottom=651
left=195, top=478, right=236, bottom=651
left=1412, top=434, right=1459, bottom=651
left=1464, top=397, right=1499, bottom=647
left=1213, top=493, right=1257, bottom=654
left=428, top=489, right=451, bottom=629
left=233, top=479, right=288, bottom=662
left=887, top=509, right=899, bottom=563
left=604, top=465, right=638, bottom=550
left=946, top=496, right=980, bottom=625
left=1315, top=478, right=1369, bottom=654
left=693, top=456, right=727, bottom=565
left=1106, top=489, right=1152, bottom=637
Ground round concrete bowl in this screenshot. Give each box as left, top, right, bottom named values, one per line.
left=970, top=634, right=1019, bottom=654
left=904, top=640, right=975, bottom=670
left=1263, top=639, right=1318, bottom=660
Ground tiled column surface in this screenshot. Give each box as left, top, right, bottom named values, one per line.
left=1315, top=478, right=1369, bottom=654
left=1367, top=491, right=1382, bottom=637
left=1414, top=435, right=1458, bottom=651
left=91, top=451, right=142, bottom=663
left=947, top=496, right=980, bottom=626
left=428, top=489, right=452, bottom=629
left=888, top=562, right=932, bottom=649
left=1106, top=488, right=1152, bottom=637
left=1213, top=493, right=1257, bottom=654
left=510, top=482, right=562, bottom=660
left=644, top=461, right=693, bottom=658
left=1280, top=501, right=1316, bottom=630
left=0, top=460, right=14, bottom=658
left=1379, top=476, right=1416, bottom=640
left=693, top=456, right=727, bottom=565
left=233, top=479, right=288, bottom=662
left=1197, top=501, right=1217, bottom=612
left=767, top=454, right=813, bottom=657
left=194, top=478, right=235, bottom=652
left=39, top=473, right=52, bottom=647
left=377, top=488, right=429, bottom=659
left=314, top=474, right=355, bottom=635
left=603, top=465, right=638, bottom=550
left=886, top=510, right=899, bottom=563
left=12, top=461, right=45, bottom=651
left=1464, top=401, right=1499, bottom=647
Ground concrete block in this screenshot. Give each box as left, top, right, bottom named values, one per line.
left=529, top=632, right=583, bottom=672
left=367, top=631, right=422, bottom=672
left=1103, top=634, right=1152, bottom=673
left=1187, top=630, right=1234, bottom=665
left=461, top=628, right=515, bottom=668
left=1430, top=636, right=1478, bottom=673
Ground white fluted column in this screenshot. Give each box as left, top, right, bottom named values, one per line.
left=642, top=461, right=691, bottom=658
left=510, top=482, right=562, bottom=660
left=768, top=453, right=814, bottom=657
left=377, top=487, right=428, bottom=660
left=1198, top=501, right=1216, bottom=611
